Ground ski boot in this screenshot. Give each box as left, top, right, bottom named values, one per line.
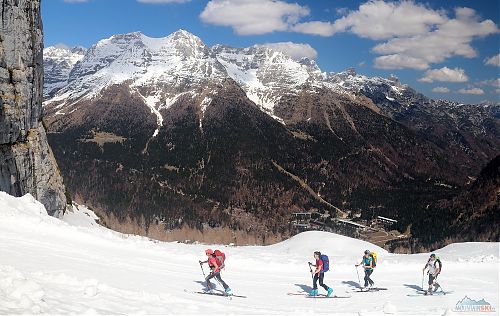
left=327, top=287, right=334, bottom=297
left=225, top=287, right=232, bottom=296
left=433, top=283, right=440, bottom=292
left=309, top=289, right=318, bottom=296
left=205, top=288, right=214, bottom=294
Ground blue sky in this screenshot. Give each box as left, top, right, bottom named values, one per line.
left=42, top=0, right=499, bottom=104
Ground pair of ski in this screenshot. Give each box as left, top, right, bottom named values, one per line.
left=287, top=292, right=351, bottom=299
left=349, top=287, right=388, bottom=293
left=407, top=290, right=453, bottom=297
left=186, top=289, right=247, bottom=299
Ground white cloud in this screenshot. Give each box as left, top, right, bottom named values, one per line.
left=257, top=42, right=317, bottom=60
left=291, top=21, right=336, bottom=36
left=458, top=88, right=484, bottom=95
left=200, top=0, right=309, bottom=35
left=374, top=54, right=428, bottom=70
left=330, top=0, right=446, bottom=40
left=372, top=7, right=498, bottom=69
left=418, top=67, right=468, bottom=83
left=484, top=54, right=500, bottom=66
left=335, top=7, right=349, bottom=16
left=199, top=0, right=498, bottom=70
left=476, top=78, right=500, bottom=88
left=432, top=87, right=450, bottom=93
left=137, top=0, right=190, bottom=3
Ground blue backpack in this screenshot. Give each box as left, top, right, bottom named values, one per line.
left=320, top=254, right=330, bottom=272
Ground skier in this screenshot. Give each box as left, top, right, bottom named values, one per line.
left=199, top=249, right=232, bottom=295
left=422, top=253, right=442, bottom=295
left=356, top=250, right=375, bottom=289
left=308, top=251, right=334, bottom=297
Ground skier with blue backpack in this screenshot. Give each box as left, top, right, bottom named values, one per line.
left=308, top=251, right=333, bottom=297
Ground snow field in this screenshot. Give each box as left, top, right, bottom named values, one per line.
left=0, top=192, right=498, bottom=315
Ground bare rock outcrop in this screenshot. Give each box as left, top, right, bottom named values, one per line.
left=0, top=0, right=66, bottom=216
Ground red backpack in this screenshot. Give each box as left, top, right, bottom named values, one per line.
left=214, top=250, right=226, bottom=268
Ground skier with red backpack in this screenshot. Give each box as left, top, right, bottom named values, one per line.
left=308, top=251, right=333, bottom=297
left=199, top=249, right=232, bottom=295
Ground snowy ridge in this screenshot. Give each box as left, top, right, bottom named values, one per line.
left=44, top=30, right=410, bottom=128
left=325, top=68, right=407, bottom=97
left=63, top=203, right=101, bottom=228
left=45, top=30, right=227, bottom=137
left=1, top=192, right=498, bottom=315
left=43, top=46, right=86, bottom=98
left=214, top=44, right=323, bottom=114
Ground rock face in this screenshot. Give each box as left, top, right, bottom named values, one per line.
left=0, top=0, right=66, bottom=216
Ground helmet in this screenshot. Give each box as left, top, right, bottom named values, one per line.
left=205, top=249, right=214, bottom=255
left=364, top=250, right=371, bottom=255
left=430, top=253, right=436, bottom=258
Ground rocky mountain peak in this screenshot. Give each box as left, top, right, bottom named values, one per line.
left=43, top=45, right=86, bottom=98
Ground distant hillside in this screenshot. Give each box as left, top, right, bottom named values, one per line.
left=389, top=155, right=499, bottom=252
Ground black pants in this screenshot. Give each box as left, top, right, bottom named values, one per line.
left=364, top=269, right=374, bottom=287
left=313, top=272, right=329, bottom=291
left=205, top=271, right=229, bottom=290
left=428, top=273, right=439, bottom=286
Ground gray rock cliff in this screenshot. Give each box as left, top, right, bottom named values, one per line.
left=0, top=0, right=66, bottom=216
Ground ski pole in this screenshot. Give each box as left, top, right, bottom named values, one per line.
left=308, top=262, right=316, bottom=300
left=436, top=278, right=444, bottom=293
left=201, top=261, right=224, bottom=290
left=308, top=262, right=314, bottom=281
left=421, top=270, right=424, bottom=291
left=199, top=261, right=207, bottom=278
left=355, top=265, right=361, bottom=287
left=200, top=261, right=210, bottom=289
left=438, top=283, right=444, bottom=293
left=213, top=272, right=225, bottom=290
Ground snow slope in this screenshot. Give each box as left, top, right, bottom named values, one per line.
left=214, top=45, right=323, bottom=114
left=0, top=192, right=498, bottom=315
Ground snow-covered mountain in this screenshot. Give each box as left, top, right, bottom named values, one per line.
left=43, top=45, right=86, bottom=98
left=0, top=191, right=498, bottom=314
left=43, top=30, right=406, bottom=124
left=43, top=29, right=499, bottom=130
left=41, top=30, right=499, bottom=250
left=213, top=44, right=323, bottom=117
left=46, top=30, right=228, bottom=136
left=325, top=68, right=406, bottom=101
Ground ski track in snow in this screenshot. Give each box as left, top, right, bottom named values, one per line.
left=0, top=192, right=498, bottom=315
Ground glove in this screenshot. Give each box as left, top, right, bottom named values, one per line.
left=308, top=262, right=312, bottom=265
left=199, top=260, right=203, bottom=265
